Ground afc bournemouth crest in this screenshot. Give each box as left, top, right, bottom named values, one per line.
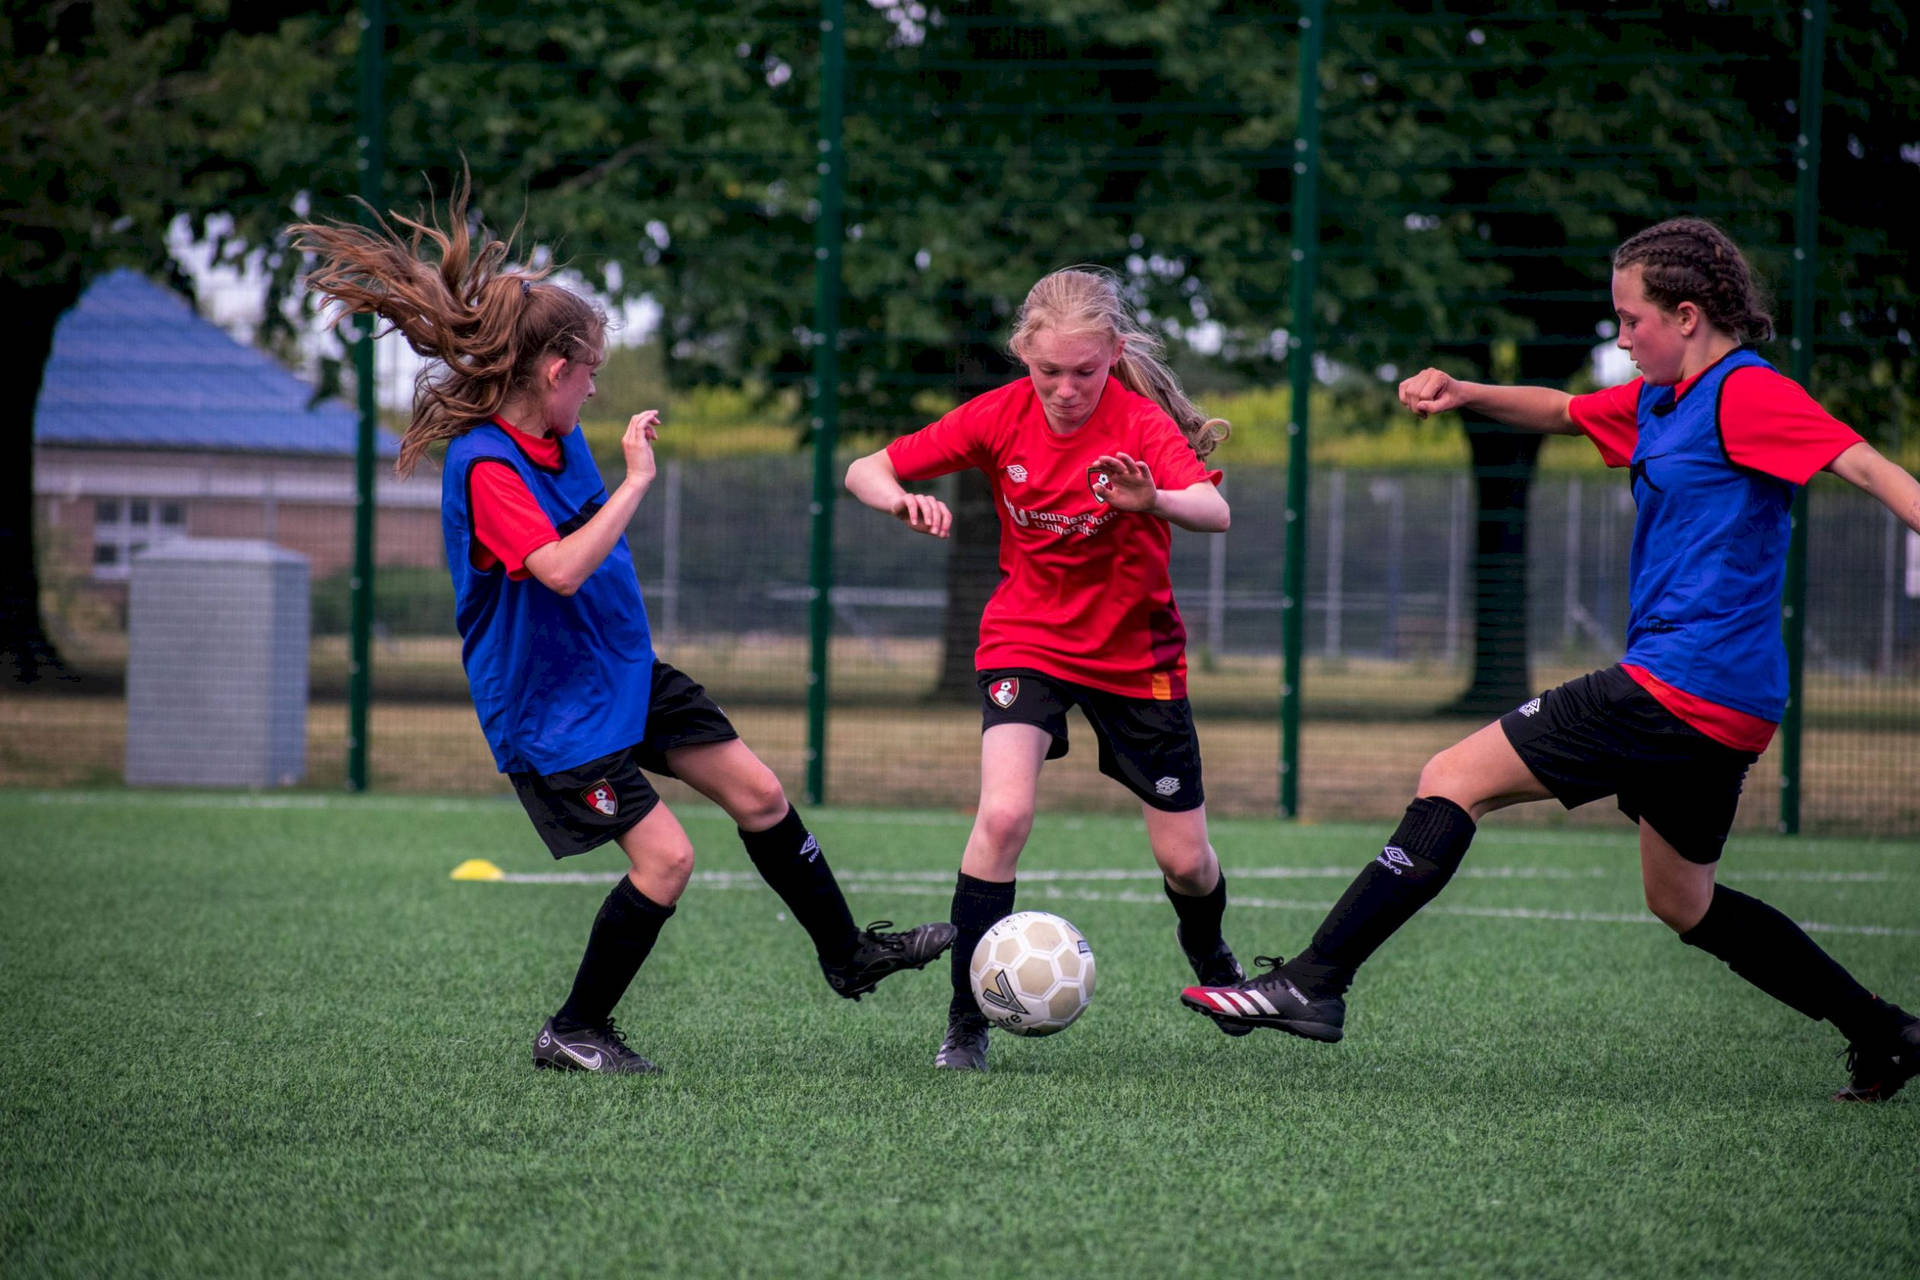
left=989, top=677, right=1020, bottom=709
left=1086, top=464, right=1112, bottom=503
left=581, top=779, right=619, bottom=817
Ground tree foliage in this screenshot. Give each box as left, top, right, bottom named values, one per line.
left=10, top=0, right=1916, bottom=700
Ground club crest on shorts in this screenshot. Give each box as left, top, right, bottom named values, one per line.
left=989, top=677, right=1020, bottom=709
left=1086, top=464, right=1112, bottom=503
left=581, top=779, right=619, bottom=817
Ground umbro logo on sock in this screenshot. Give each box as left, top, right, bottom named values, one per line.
left=799, top=834, right=821, bottom=863
left=1376, top=845, right=1415, bottom=875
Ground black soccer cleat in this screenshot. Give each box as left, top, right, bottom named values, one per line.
left=1833, top=1002, right=1920, bottom=1103
left=821, top=920, right=958, bottom=1000
left=1180, top=955, right=1346, bottom=1043
left=533, top=1016, right=661, bottom=1075
left=1177, top=924, right=1253, bottom=1037
left=933, top=1011, right=991, bottom=1072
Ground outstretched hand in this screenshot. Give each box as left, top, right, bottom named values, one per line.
left=1091, top=453, right=1157, bottom=512
left=892, top=491, right=952, bottom=539
left=1398, top=368, right=1468, bottom=419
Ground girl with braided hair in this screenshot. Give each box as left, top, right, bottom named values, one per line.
left=846, top=266, right=1242, bottom=1071
left=1182, top=217, right=1920, bottom=1103
left=291, top=181, right=953, bottom=1075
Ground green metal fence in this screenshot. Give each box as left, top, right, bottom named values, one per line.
left=15, top=0, right=1919, bottom=838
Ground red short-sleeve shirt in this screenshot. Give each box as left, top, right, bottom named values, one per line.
left=886, top=376, right=1219, bottom=699
left=467, top=419, right=564, bottom=578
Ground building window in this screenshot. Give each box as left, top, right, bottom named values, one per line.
left=91, top=497, right=185, bottom=581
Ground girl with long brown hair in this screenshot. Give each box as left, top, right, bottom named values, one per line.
left=293, top=182, right=954, bottom=1074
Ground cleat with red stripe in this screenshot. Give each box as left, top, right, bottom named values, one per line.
left=1180, top=956, right=1345, bottom=1043
left=1177, top=924, right=1253, bottom=1037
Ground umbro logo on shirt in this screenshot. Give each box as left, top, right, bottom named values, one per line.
left=1006, top=464, right=1028, bottom=483
left=1517, top=697, right=1541, bottom=717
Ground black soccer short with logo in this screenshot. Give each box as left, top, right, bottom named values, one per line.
left=1498, top=664, right=1760, bottom=864
left=510, top=661, right=741, bottom=858
left=977, top=667, right=1205, bottom=812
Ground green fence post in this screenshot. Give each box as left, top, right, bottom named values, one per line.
left=347, top=0, right=386, bottom=793
left=805, top=0, right=847, bottom=807
left=1780, top=0, right=1826, bottom=835
left=1279, top=0, right=1324, bottom=819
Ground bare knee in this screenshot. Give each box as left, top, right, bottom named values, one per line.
left=1152, top=840, right=1218, bottom=894
left=965, top=801, right=1034, bottom=876
left=1414, top=747, right=1476, bottom=807
left=627, top=824, right=696, bottom=903
left=725, top=763, right=790, bottom=831
left=1644, top=880, right=1711, bottom=933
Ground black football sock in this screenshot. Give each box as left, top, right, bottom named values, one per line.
left=1680, top=884, right=1887, bottom=1040
left=555, top=874, right=674, bottom=1031
left=948, top=871, right=1017, bottom=1020
left=740, top=804, right=861, bottom=965
left=1293, top=796, right=1477, bottom=992
left=1164, top=869, right=1228, bottom=955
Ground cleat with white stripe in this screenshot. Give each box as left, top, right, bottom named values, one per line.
left=1180, top=955, right=1346, bottom=1043
left=933, top=1012, right=990, bottom=1072
left=1177, top=924, right=1253, bottom=1037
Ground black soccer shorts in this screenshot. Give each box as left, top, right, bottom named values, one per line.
left=978, top=668, right=1206, bottom=812
left=509, top=661, right=742, bottom=859
left=1499, top=664, right=1761, bottom=864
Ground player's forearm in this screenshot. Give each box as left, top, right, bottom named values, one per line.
left=1453, top=383, right=1580, bottom=435
left=526, top=476, right=647, bottom=596
left=1151, top=483, right=1231, bottom=533
left=1831, top=442, right=1920, bottom=534
left=844, top=451, right=906, bottom=513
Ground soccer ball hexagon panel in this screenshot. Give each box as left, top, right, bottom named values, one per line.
left=968, top=910, right=1096, bottom=1036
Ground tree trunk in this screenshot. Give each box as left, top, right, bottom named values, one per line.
left=1445, top=416, right=1544, bottom=715
left=2, top=277, right=85, bottom=685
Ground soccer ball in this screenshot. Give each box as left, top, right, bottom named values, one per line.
left=968, top=910, right=1096, bottom=1036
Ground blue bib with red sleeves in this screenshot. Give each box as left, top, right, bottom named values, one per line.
left=1621, top=347, right=1792, bottom=722
left=442, top=422, right=654, bottom=774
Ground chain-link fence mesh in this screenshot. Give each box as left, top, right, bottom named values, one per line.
left=13, top=1, right=1918, bottom=836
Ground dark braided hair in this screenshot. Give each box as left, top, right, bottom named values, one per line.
left=1612, top=218, right=1774, bottom=344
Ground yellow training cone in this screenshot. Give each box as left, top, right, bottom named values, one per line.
left=450, top=859, right=506, bottom=881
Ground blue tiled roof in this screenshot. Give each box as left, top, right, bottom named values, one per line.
left=33, top=269, right=400, bottom=458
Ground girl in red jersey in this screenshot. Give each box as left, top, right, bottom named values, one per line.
left=846, top=266, right=1243, bottom=1071
left=293, top=182, right=953, bottom=1076
left=1182, top=218, right=1920, bottom=1103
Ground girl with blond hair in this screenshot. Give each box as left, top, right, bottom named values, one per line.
left=846, top=266, right=1240, bottom=1071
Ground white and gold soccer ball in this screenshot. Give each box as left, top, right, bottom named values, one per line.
left=968, top=910, right=1096, bottom=1036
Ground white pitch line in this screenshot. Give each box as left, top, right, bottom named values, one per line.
left=489, top=864, right=1897, bottom=886
left=477, top=866, right=1920, bottom=938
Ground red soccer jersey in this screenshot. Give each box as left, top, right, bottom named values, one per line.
left=886, top=376, right=1220, bottom=699
left=1568, top=363, right=1861, bottom=748
left=1568, top=363, right=1860, bottom=481
left=469, top=417, right=563, bottom=578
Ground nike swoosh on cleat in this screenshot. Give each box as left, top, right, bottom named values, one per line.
left=560, top=1043, right=604, bottom=1070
